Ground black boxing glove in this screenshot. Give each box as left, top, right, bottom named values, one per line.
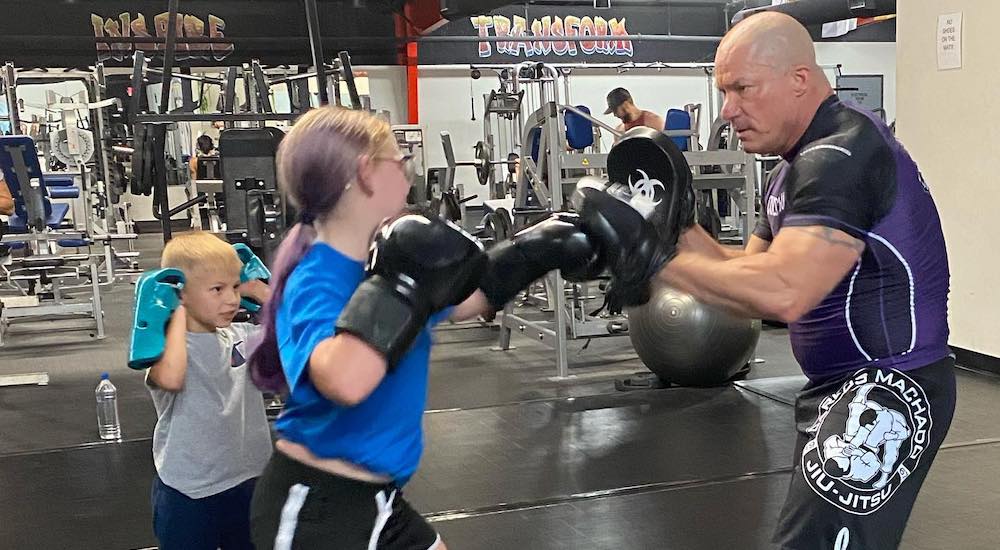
left=336, top=214, right=487, bottom=368
left=478, top=212, right=605, bottom=311
left=572, top=179, right=674, bottom=313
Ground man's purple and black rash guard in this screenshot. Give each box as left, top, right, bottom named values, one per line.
left=755, top=95, right=950, bottom=382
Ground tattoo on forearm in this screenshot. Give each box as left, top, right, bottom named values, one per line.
left=799, top=227, right=865, bottom=253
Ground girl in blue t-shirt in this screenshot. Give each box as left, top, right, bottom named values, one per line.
left=247, top=107, right=609, bottom=550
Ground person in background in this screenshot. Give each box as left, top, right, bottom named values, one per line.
left=188, top=135, right=218, bottom=182
left=0, top=175, right=12, bottom=262
left=0, top=175, right=13, bottom=216
left=605, top=87, right=666, bottom=138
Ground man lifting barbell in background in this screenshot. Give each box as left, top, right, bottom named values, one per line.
left=575, top=12, right=954, bottom=550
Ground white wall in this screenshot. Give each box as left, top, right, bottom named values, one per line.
left=815, top=41, right=897, bottom=122
left=357, top=66, right=408, bottom=125
left=896, top=2, right=999, bottom=357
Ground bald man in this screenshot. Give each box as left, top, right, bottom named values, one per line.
left=575, top=12, right=955, bottom=549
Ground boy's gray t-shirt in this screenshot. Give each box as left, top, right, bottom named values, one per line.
left=147, top=322, right=273, bottom=499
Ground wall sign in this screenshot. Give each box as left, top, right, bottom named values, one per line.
left=90, top=11, right=235, bottom=63
left=937, top=12, right=962, bottom=70
left=836, top=74, right=884, bottom=117
left=421, top=4, right=724, bottom=64
left=468, top=14, right=634, bottom=59
left=0, top=0, right=397, bottom=67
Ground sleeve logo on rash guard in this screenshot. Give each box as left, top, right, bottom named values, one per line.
left=231, top=340, right=247, bottom=368
left=765, top=193, right=786, bottom=217
left=800, top=368, right=931, bottom=515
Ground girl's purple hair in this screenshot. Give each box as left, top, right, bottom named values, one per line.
left=249, top=107, right=392, bottom=393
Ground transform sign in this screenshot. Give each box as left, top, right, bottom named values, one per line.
left=469, top=14, right=634, bottom=58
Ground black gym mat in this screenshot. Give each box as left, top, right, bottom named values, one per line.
left=434, top=472, right=791, bottom=550
left=408, top=386, right=797, bottom=515
left=0, top=279, right=158, bottom=455
left=427, top=318, right=800, bottom=413
left=0, top=263, right=801, bottom=457
left=431, top=442, right=1000, bottom=550
left=902, top=442, right=1000, bottom=550
left=0, top=440, right=156, bottom=550
left=5, top=436, right=996, bottom=550
left=2, top=392, right=996, bottom=549
left=427, top=330, right=649, bottom=412
left=0, top=370, right=157, bottom=456
left=734, top=374, right=807, bottom=406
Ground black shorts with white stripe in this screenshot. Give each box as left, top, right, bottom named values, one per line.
left=250, top=451, right=439, bottom=550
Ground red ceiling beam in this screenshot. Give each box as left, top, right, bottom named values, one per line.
left=395, top=1, right=447, bottom=124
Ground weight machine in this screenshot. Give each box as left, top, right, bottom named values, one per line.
left=462, top=61, right=760, bottom=379
left=2, top=64, right=142, bottom=285
left=393, top=124, right=427, bottom=207
left=0, top=61, right=160, bottom=353
left=494, top=62, right=623, bottom=378
left=0, top=134, right=106, bottom=348
left=124, top=0, right=365, bottom=270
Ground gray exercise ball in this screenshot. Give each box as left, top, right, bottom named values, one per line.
left=627, top=285, right=762, bottom=386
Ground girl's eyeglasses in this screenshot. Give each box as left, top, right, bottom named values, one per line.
left=374, top=153, right=416, bottom=183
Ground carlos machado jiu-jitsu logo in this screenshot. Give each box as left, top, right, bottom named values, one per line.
left=801, top=368, right=932, bottom=515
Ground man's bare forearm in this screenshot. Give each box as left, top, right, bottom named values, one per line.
left=659, top=250, right=792, bottom=320
left=677, top=225, right=746, bottom=260
left=660, top=226, right=862, bottom=323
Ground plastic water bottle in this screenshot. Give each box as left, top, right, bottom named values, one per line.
left=96, top=373, right=122, bottom=440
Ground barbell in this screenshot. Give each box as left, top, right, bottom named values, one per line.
left=447, top=140, right=519, bottom=187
